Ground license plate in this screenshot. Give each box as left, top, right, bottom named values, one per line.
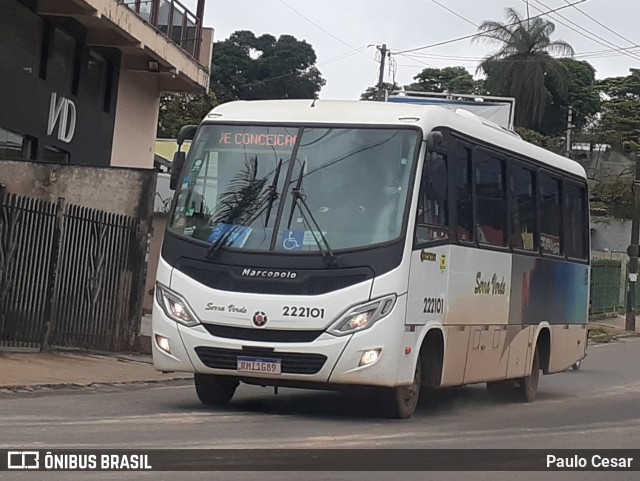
left=237, top=356, right=282, bottom=375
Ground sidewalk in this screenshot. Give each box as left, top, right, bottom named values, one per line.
left=589, top=313, right=640, bottom=341
left=0, top=351, right=190, bottom=392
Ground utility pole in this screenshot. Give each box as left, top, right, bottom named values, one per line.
left=625, top=68, right=640, bottom=332
left=565, top=106, right=573, bottom=158
left=626, top=139, right=640, bottom=332
left=376, top=44, right=389, bottom=101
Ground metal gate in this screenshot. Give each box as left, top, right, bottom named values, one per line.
left=590, top=259, right=623, bottom=315
left=0, top=193, right=146, bottom=350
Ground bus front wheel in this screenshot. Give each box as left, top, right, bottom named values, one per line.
left=194, top=374, right=238, bottom=407
left=516, top=346, right=540, bottom=402
left=379, top=356, right=422, bottom=419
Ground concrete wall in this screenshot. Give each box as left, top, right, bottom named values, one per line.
left=144, top=212, right=169, bottom=313
left=591, top=218, right=631, bottom=252
left=110, top=70, right=160, bottom=169
left=0, top=159, right=156, bottom=219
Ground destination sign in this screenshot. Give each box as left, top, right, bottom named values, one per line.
left=219, top=132, right=297, bottom=147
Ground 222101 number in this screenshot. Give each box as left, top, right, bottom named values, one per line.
left=423, top=297, right=444, bottom=314
left=282, top=306, right=325, bottom=319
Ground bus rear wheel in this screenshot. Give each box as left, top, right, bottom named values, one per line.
left=516, top=346, right=540, bottom=402
left=379, top=356, right=421, bottom=419
left=194, top=374, right=238, bottom=407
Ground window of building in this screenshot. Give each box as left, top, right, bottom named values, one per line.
left=42, top=145, right=70, bottom=163
left=453, top=146, right=473, bottom=242
left=0, top=127, right=37, bottom=161
left=565, top=182, right=588, bottom=259
left=475, top=153, right=506, bottom=247
left=415, top=151, right=448, bottom=244
left=47, top=28, right=77, bottom=92
left=539, top=172, right=563, bottom=255
left=85, top=51, right=107, bottom=109
left=510, top=164, right=537, bottom=251
left=0, top=127, right=25, bottom=160
left=0, top=0, right=42, bottom=76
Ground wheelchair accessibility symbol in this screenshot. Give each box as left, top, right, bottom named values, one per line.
left=282, top=230, right=304, bottom=250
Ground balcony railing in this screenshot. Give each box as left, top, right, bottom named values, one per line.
left=120, top=0, right=202, bottom=59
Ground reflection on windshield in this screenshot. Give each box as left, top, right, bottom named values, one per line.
left=169, top=125, right=419, bottom=253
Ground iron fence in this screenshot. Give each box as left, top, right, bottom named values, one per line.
left=0, top=193, right=146, bottom=351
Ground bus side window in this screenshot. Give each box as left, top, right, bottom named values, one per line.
left=564, top=182, right=588, bottom=259
left=539, top=172, right=563, bottom=255
left=475, top=154, right=507, bottom=247
left=510, top=164, right=537, bottom=251
left=415, top=151, right=448, bottom=243
left=454, top=146, right=473, bottom=242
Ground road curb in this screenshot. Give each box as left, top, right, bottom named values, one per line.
left=0, top=376, right=192, bottom=394
left=132, top=334, right=152, bottom=354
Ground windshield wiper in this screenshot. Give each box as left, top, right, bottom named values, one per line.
left=264, top=158, right=283, bottom=225
left=285, top=162, right=338, bottom=267
left=207, top=160, right=283, bottom=259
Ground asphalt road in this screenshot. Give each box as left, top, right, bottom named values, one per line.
left=1, top=337, right=640, bottom=481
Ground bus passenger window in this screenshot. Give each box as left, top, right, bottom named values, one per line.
left=510, top=165, right=537, bottom=251
left=475, top=155, right=506, bottom=247
left=565, top=183, right=588, bottom=259
left=539, top=173, right=563, bottom=255
left=415, top=151, right=448, bottom=243
left=454, top=147, right=473, bottom=242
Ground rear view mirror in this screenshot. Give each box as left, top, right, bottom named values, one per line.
left=177, top=125, right=198, bottom=146
left=170, top=151, right=186, bottom=190
left=427, top=130, right=445, bottom=153
left=424, top=153, right=448, bottom=201
left=169, top=125, right=198, bottom=191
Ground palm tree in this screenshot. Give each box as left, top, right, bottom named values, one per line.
left=474, top=8, right=574, bottom=128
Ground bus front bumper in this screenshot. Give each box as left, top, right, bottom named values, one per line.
left=151, top=299, right=411, bottom=388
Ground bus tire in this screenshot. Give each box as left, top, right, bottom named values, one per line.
left=516, top=346, right=540, bottom=402
left=380, top=356, right=421, bottom=419
left=194, top=374, right=238, bottom=407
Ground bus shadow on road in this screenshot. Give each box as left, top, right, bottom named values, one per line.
left=176, top=383, right=573, bottom=420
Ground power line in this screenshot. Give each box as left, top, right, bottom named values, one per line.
left=527, top=0, right=640, bottom=62
left=236, top=46, right=370, bottom=89
left=395, top=53, right=438, bottom=68
left=394, top=0, right=588, bottom=55
left=562, top=0, right=640, bottom=49
left=431, top=0, right=478, bottom=28
left=399, top=49, right=640, bottom=64
left=278, top=0, right=373, bottom=61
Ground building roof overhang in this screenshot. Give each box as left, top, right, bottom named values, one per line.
left=37, top=0, right=212, bottom=92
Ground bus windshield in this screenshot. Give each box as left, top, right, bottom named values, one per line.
left=169, top=124, right=419, bottom=253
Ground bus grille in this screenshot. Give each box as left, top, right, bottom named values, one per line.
left=194, top=347, right=327, bottom=375
left=175, top=260, right=371, bottom=295
left=202, top=324, right=324, bottom=343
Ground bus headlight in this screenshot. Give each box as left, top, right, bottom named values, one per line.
left=155, top=283, right=200, bottom=327
left=329, top=295, right=396, bottom=336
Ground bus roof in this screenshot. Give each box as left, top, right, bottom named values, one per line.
left=204, top=100, right=586, bottom=179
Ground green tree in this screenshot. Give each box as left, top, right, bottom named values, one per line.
left=360, top=82, right=399, bottom=101
left=540, top=59, right=600, bottom=136
left=211, top=30, right=326, bottom=103
left=157, top=91, right=217, bottom=138
left=594, top=73, right=640, bottom=150
left=404, top=66, right=483, bottom=94
left=474, top=8, right=574, bottom=129
left=515, top=127, right=564, bottom=154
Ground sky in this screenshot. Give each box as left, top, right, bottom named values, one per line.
left=194, top=0, right=640, bottom=99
